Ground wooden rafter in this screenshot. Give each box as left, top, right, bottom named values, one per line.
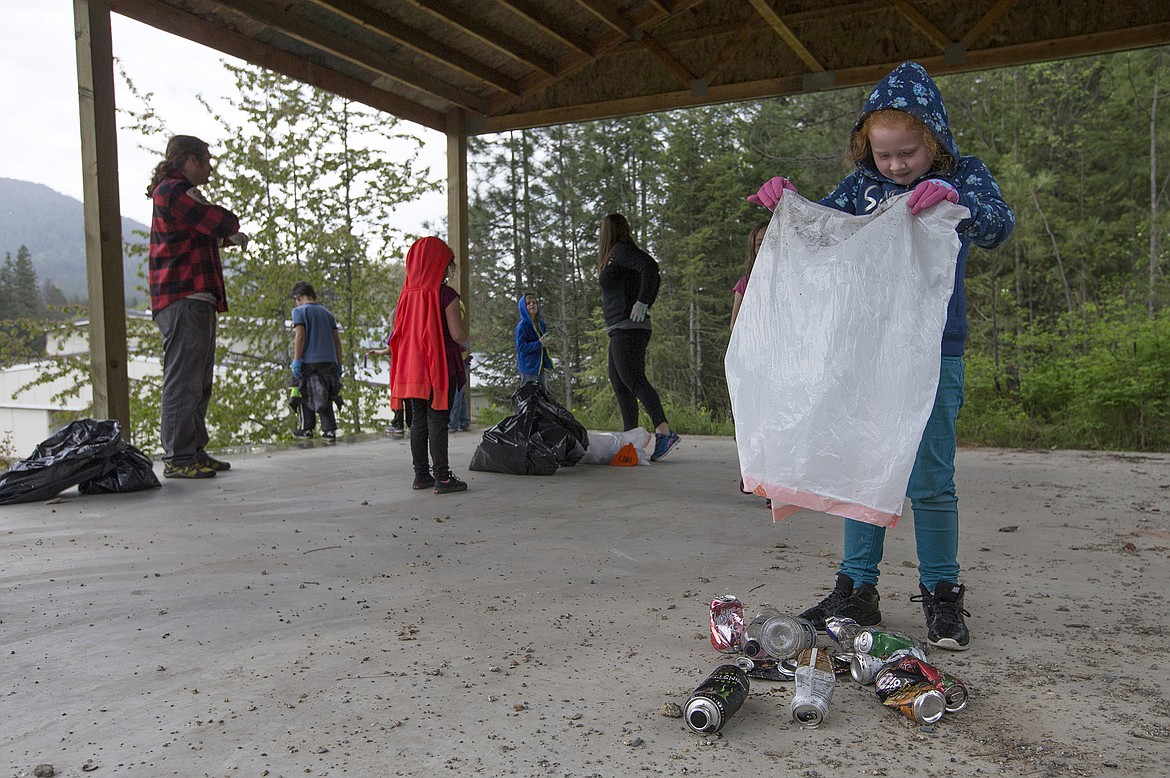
left=211, top=0, right=489, bottom=112
left=572, top=0, right=693, bottom=86
left=890, top=0, right=951, bottom=51
left=495, top=0, right=595, bottom=57
left=702, top=23, right=754, bottom=83
left=303, top=0, right=521, bottom=95
left=963, top=0, right=1017, bottom=48
left=746, top=0, right=824, bottom=72
left=109, top=0, right=446, bottom=129
left=410, top=0, right=558, bottom=76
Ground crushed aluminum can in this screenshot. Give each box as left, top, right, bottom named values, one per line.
left=790, top=647, right=835, bottom=729
left=735, top=654, right=796, bottom=682
left=849, top=646, right=928, bottom=685
left=709, top=595, right=744, bottom=651
left=876, top=679, right=946, bottom=724
left=939, top=671, right=970, bottom=713
left=685, top=664, right=750, bottom=734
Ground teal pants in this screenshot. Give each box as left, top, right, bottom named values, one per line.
left=839, top=356, right=964, bottom=590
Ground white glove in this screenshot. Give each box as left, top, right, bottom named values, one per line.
left=630, top=301, right=649, bottom=323
left=538, top=332, right=554, bottom=345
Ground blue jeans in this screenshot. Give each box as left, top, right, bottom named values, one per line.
left=448, top=384, right=470, bottom=430
left=839, top=356, right=964, bottom=590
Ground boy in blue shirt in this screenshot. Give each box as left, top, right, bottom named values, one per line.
left=290, top=281, right=344, bottom=439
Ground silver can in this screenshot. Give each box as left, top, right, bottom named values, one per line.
left=789, top=647, right=835, bottom=729
left=850, top=647, right=928, bottom=685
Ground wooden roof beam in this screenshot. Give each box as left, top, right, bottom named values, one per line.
left=410, top=0, right=559, bottom=76
left=493, top=0, right=703, bottom=112
left=304, top=0, right=522, bottom=95
left=890, top=0, right=951, bottom=52
left=494, top=0, right=596, bottom=57
left=962, top=0, right=1016, bottom=48
left=571, top=0, right=693, bottom=85
left=109, top=0, right=446, bottom=131
left=212, top=0, right=489, bottom=113
left=746, top=0, right=824, bottom=72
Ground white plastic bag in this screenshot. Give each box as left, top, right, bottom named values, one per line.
left=578, top=428, right=652, bottom=465
left=726, top=192, right=966, bottom=527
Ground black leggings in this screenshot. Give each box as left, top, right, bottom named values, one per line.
left=407, top=383, right=457, bottom=479
left=607, top=328, right=667, bottom=431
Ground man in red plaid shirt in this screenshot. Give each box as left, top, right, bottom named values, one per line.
left=146, top=135, right=249, bottom=479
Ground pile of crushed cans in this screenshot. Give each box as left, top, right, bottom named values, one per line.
left=684, top=594, right=970, bottom=734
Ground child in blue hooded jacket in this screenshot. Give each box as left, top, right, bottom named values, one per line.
left=748, top=61, right=1015, bottom=651
left=515, top=293, right=554, bottom=386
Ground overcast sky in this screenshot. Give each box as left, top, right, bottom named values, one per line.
left=0, top=3, right=447, bottom=229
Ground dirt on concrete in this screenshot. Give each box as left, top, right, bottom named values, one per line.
left=2, top=433, right=1168, bottom=776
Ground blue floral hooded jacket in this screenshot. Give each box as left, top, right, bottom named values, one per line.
left=515, top=294, right=554, bottom=376
left=820, top=61, right=1015, bottom=356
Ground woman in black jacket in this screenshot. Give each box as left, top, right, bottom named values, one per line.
left=596, top=213, right=681, bottom=462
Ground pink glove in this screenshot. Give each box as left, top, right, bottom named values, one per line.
left=746, top=176, right=797, bottom=210
left=908, top=179, right=959, bottom=215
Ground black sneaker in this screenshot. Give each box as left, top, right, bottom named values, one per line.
left=321, top=430, right=336, bottom=439
left=798, top=573, right=882, bottom=631
left=412, top=473, right=435, bottom=490
left=434, top=474, right=468, bottom=494
left=913, top=581, right=971, bottom=651
left=292, top=429, right=313, bottom=438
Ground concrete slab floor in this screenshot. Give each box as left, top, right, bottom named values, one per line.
left=2, top=432, right=1169, bottom=776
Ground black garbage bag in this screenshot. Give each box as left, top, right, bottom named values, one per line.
left=512, top=382, right=589, bottom=466
left=0, top=419, right=125, bottom=505
left=79, top=443, right=161, bottom=494
left=469, top=383, right=589, bottom=475
left=469, top=410, right=559, bottom=476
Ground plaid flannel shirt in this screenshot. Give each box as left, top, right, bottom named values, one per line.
left=148, top=173, right=240, bottom=314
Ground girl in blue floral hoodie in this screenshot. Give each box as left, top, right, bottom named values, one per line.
left=748, top=61, right=1015, bottom=651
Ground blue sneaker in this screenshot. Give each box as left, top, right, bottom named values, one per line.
left=650, top=431, right=680, bottom=462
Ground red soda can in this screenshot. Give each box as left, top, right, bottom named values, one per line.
left=709, top=595, right=744, bottom=651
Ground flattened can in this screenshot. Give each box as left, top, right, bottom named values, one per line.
left=854, top=628, right=929, bottom=659
left=735, top=654, right=796, bottom=682
left=939, top=672, right=970, bottom=713
left=850, top=646, right=928, bottom=685
left=685, top=664, right=750, bottom=734
left=877, top=679, right=946, bottom=724
left=709, top=595, right=744, bottom=651
left=790, top=647, right=835, bottom=729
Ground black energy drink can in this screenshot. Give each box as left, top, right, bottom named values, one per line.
left=684, top=664, right=750, bottom=734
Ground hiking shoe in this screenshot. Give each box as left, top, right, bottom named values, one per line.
left=163, top=462, right=217, bottom=479
left=292, top=429, right=313, bottom=438
left=650, top=431, right=681, bottom=462
left=913, top=581, right=971, bottom=651
left=798, top=573, right=882, bottom=631
left=434, top=474, right=468, bottom=494
left=321, top=430, right=336, bottom=439
left=198, top=455, right=231, bottom=472
left=412, top=473, right=435, bottom=490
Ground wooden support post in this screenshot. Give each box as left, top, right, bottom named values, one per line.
left=446, top=110, right=472, bottom=410
left=74, top=0, right=131, bottom=440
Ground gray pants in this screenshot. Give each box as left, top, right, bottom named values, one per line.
left=155, top=298, right=217, bottom=466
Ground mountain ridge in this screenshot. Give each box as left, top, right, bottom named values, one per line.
left=0, top=177, right=150, bottom=305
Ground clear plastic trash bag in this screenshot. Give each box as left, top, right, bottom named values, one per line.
left=726, top=192, right=966, bottom=527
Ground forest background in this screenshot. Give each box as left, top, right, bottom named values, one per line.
left=2, top=47, right=1169, bottom=456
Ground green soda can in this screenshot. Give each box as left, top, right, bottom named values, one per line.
left=854, top=628, right=930, bottom=659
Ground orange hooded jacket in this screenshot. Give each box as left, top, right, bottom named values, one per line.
left=389, top=237, right=454, bottom=411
